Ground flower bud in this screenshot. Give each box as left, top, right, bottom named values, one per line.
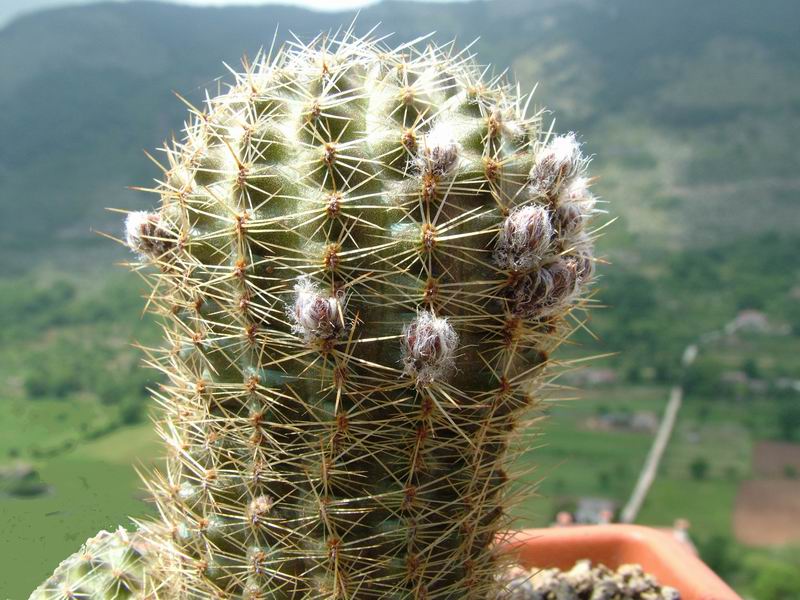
left=509, top=258, right=579, bottom=318
left=124, top=211, right=175, bottom=260
left=289, top=277, right=346, bottom=343
left=416, top=123, right=461, bottom=177
left=529, top=133, right=584, bottom=198
left=401, top=310, right=459, bottom=385
left=494, top=204, right=554, bottom=271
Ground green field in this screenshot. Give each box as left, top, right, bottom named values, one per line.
left=0, top=425, right=159, bottom=598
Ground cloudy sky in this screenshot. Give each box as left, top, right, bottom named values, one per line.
left=1, top=0, right=468, bottom=29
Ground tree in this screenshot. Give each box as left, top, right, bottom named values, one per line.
left=777, top=401, right=800, bottom=441
left=697, top=535, right=739, bottom=580
left=752, top=562, right=800, bottom=600
left=690, top=456, right=709, bottom=480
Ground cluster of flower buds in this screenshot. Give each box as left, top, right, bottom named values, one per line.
left=494, top=134, right=598, bottom=319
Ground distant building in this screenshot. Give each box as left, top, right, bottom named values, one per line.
left=575, top=497, right=616, bottom=524
left=554, top=511, right=574, bottom=527
left=586, top=411, right=658, bottom=434
left=775, top=378, right=800, bottom=392
left=630, top=412, right=659, bottom=433
left=0, top=462, right=49, bottom=498
left=726, top=310, right=770, bottom=334
left=725, top=310, right=790, bottom=336
left=0, top=462, right=36, bottom=481
left=551, top=506, right=697, bottom=556
left=721, top=370, right=748, bottom=386
left=565, top=368, right=618, bottom=387
left=721, top=370, right=770, bottom=395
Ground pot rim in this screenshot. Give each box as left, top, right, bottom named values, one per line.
left=503, top=524, right=741, bottom=600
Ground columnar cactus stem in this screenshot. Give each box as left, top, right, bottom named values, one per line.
left=30, top=30, right=601, bottom=600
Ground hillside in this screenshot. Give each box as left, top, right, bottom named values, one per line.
left=1, top=0, right=798, bottom=353
left=1, top=0, right=798, bottom=268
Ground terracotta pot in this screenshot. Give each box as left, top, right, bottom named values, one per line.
left=505, top=525, right=741, bottom=600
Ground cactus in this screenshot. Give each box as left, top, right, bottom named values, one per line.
left=29, top=527, right=163, bottom=599
left=31, top=30, right=600, bottom=600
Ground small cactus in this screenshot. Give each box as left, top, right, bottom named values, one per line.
left=31, top=29, right=602, bottom=599
left=29, top=528, right=160, bottom=600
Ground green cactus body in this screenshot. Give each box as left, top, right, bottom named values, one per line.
left=29, top=528, right=157, bottom=599
left=34, top=31, right=598, bottom=600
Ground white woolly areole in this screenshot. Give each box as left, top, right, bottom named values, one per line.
left=416, top=122, right=462, bottom=177
left=246, top=495, right=274, bottom=526
left=401, top=310, right=459, bottom=385
left=125, top=211, right=151, bottom=250
left=289, top=276, right=346, bottom=343
left=494, top=204, right=554, bottom=272
left=490, top=106, right=526, bottom=141
left=125, top=210, right=172, bottom=260
left=529, top=133, right=584, bottom=197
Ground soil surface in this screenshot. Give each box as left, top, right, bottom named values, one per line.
left=752, top=441, right=800, bottom=478
left=734, top=478, right=800, bottom=546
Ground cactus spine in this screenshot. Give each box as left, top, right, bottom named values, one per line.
left=31, top=30, right=599, bottom=600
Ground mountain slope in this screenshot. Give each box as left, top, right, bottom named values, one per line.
left=1, top=0, right=797, bottom=271
left=0, top=0, right=798, bottom=368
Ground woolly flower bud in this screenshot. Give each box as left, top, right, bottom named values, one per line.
left=553, top=202, right=584, bottom=239
left=494, top=204, right=554, bottom=271
left=570, top=236, right=596, bottom=283
left=401, top=310, right=459, bottom=385
left=124, top=211, right=175, bottom=261
left=543, top=259, right=582, bottom=315
left=560, top=176, right=594, bottom=206
left=510, top=258, right=580, bottom=318
left=289, top=277, right=346, bottom=343
left=417, top=122, right=461, bottom=177
left=529, top=133, right=584, bottom=198
left=554, top=177, right=596, bottom=237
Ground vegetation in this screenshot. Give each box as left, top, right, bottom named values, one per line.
left=0, top=275, right=157, bottom=463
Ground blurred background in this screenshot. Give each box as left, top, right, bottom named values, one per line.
left=0, top=0, right=798, bottom=597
